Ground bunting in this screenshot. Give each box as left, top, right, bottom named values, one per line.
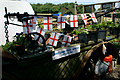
left=30, top=16, right=37, bottom=29
left=62, top=35, right=72, bottom=47
left=89, top=13, right=97, bottom=23
left=33, top=27, right=46, bottom=44
left=49, top=32, right=60, bottom=46
left=57, top=16, right=65, bottom=29
left=70, top=15, right=78, bottom=27
left=43, top=17, right=53, bottom=31
left=23, top=21, right=33, bottom=34
left=36, top=27, right=46, bottom=36
left=81, top=14, right=87, bottom=25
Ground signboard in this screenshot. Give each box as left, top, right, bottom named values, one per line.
left=52, top=45, right=80, bottom=60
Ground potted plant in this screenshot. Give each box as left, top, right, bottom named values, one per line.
left=72, top=28, right=89, bottom=43
left=112, top=22, right=120, bottom=36
left=97, top=22, right=107, bottom=40
left=87, top=24, right=99, bottom=42
left=106, top=21, right=120, bottom=36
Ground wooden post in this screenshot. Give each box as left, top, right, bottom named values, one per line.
left=83, top=6, right=85, bottom=13
left=92, top=5, right=94, bottom=12
left=101, top=4, right=103, bottom=23
left=74, top=1, right=77, bottom=15
left=112, top=2, right=115, bottom=22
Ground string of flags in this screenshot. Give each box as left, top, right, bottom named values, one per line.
left=22, top=13, right=98, bottom=47
left=22, top=13, right=98, bottom=34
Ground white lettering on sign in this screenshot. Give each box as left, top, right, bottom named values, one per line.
left=52, top=45, right=80, bottom=60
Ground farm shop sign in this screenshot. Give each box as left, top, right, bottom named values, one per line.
left=52, top=45, right=80, bottom=60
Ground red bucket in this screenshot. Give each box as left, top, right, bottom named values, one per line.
left=104, top=55, right=113, bottom=72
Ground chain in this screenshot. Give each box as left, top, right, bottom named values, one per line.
left=4, top=21, right=9, bottom=43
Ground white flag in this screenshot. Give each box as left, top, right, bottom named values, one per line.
left=23, top=21, right=33, bottom=34
left=57, top=16, right=65, bottom=29
left=62, top=35, right=72, bottom=47
left=49, top=32, right=60, bottom=46
left=89, top=13, right=97, bottom=23
left=43, top=17, right=53, bottom=31
left=81, top=14, right=87, bottom=25
left=70, top=15, right=78, bottom=27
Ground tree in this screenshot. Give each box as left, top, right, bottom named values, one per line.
left=30, top=3, right=83, bottom=14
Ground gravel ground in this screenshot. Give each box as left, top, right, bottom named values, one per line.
left=105, top=65, right=120, bottom=80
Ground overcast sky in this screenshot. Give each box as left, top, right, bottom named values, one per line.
left=28, top=0, right=120, bottom=4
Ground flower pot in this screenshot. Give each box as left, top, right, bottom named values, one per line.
left=98, top=30, right=107, bottom=40
left=78, top=33, right=88, bottom=43
left=88, top=31, right=98, bottom=42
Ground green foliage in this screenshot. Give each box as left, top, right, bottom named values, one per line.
left=87, top=24, right=99, bottom=31
left=1, top=42, right=17, bottom=53
left=106, top=21, right=120, bottom=28
left=72, top=27, right=89, bottom=35
left=53, top=28, right=62, bottom=32
left=1, top=34, right=26, bottom=53
left=31, top=3, right=83, bottom=14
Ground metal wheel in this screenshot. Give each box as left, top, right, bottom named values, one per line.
left=22, top=32, right=46, bottom=54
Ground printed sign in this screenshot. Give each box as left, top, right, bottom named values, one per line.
left=52, top=45, right=80, bottom=60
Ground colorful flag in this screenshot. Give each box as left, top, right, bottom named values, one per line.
left=23, top=21, right=33, bottom=34
left=57, top=16, right=65, bottom=29
left=49, top=32, right=60, bottom=46
left=81, top=14, right=87, bottom=25
left=62, top=35, right=72, bottom=47
left=43, top=17, right=52, bottom=31
left=89, top=13, right=97, bottom=23
left=70, top=15, right=78, bottom=27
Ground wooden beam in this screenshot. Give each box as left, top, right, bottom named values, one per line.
left=83, top=1, right=119, bottom=6
left=92, top=5, right=94, bottom=12
left=74, top=1, right=77, bottom=15
left=100, top=4, right=103, bottom=23
left=83, top=6, right=85, bottom=13
left=112, top=2, right=115, bottom=22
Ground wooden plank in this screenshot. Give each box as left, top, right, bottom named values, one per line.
left=83, top=1, right=119, bottom=6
